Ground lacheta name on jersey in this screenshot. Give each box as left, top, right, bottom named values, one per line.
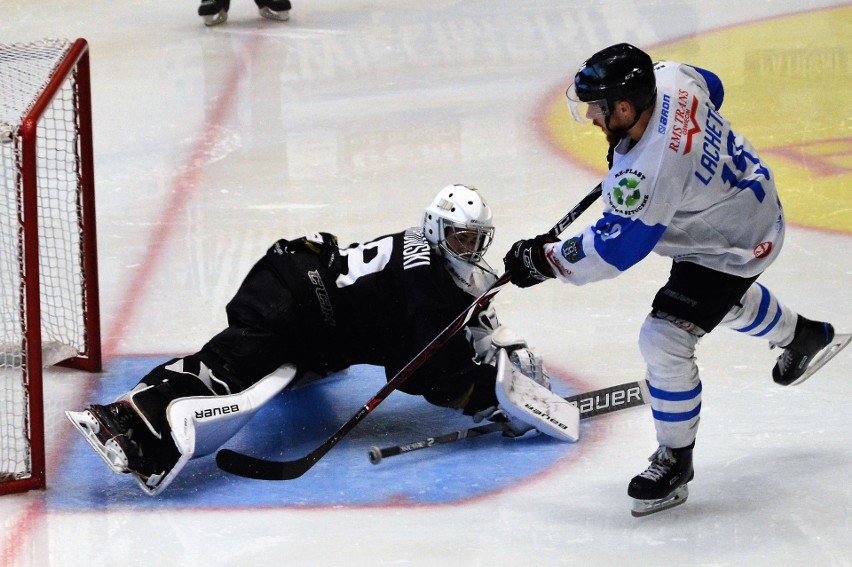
left=608, top=170, right=649, bottom=216
left=694, top=102, right=725, bottom=186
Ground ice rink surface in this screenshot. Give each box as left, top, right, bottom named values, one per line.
left=1, top=1, right=850, bottom=565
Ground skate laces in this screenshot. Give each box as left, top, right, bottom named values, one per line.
left=776, top=350, right=794, bottom=374
left=638, top=447, right=676, bottom=481
left=107, top=402, right=140, bottom=436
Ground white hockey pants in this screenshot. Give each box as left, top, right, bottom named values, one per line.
left=639, top=282, right=799, bottom=448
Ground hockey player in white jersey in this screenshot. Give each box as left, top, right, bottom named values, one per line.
left=503, top=43, right=844, bottom=517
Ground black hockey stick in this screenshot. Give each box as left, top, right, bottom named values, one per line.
left=368, top=378, right=650, bottom=464
left=215, top=184, right=603, bottom=480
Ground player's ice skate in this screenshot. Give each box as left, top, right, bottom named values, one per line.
left=628, top=444, right=694, bottom=517
left=257, top=0, right=291, bottom=21
left=631, top=483, right=690, bottom=518
left=198, top=0, right=229, bottom=26
left=773, top=316, right=848, bottom=386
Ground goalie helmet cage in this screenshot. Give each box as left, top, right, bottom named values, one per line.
left=0, top=38, right=101, bottom=495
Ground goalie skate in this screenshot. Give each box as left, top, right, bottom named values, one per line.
left=65, top=403, right=177, bottom=494
left=631, top=483, right=690, bottom=517
left=65, top=408, right=132, bottom=474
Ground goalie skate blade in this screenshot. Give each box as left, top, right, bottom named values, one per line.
left=64, top=410, right=131, bottom=474
left=789, top=332, right=851, bottom=386
left=631, top=484, right=689, bottom=518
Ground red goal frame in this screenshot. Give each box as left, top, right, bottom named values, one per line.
left=0, top=38, right=102, bottom=495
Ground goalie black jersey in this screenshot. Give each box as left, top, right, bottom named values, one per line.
left=267, top=227, right=495, bottom=408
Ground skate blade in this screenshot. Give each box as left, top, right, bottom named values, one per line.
left=259, top=7, right=290, bottom=21
left=202, top=10, right=228, bottom=26
left=631, top=484, right=689, bottom=517
left=66, top=410, right=172, bottom=496
left=790, top=332, right=851, bottom=386
left=65, top=410, right=131, bottom=474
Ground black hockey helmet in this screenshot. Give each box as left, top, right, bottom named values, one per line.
left=566, top=43, right=656, bottom=123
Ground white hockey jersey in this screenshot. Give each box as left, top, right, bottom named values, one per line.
left=545, top=61, right=785, bottom=285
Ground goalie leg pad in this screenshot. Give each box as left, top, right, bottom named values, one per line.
left=134, top=364, right=296, bottom=496
left=495, top=349, right=580, bottom=442
left=167, top=364, right=297, bottom=457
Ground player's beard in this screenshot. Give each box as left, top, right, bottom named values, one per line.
left=594, top=111, right=634, bottom=147
left=605, top=129, right=624, bottom=147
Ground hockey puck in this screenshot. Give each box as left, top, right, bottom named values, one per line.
left=368, top=446, right=382, bottom=465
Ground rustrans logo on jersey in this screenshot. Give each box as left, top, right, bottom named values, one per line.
left=753, top=241, right=773, bottom=258
left=668, top=89, right=701, bottom=154
left=608, top=170, right=649, bottom=216
left=195, top=404, right=239, bottom=419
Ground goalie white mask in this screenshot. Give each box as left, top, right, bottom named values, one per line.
left=423, top=184, right=497, bottom=295
left=423, top=184, right=494, bottom=263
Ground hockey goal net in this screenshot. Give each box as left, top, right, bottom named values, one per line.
left=0, top=38, right=101, bottom=495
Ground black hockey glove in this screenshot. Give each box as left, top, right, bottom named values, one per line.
left=503, top=234, right=557, bottom=288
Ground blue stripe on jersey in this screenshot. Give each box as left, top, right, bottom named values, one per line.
left=592, top=212, right=666, bottom=272
left=652, top=403, right=702, bottom=422
left=648, top=381, right=702, bottom=401
left=688, top=65, right=725, bottom=110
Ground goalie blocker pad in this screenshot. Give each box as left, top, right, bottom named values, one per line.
left=148, top=364, right=297, bottom=495
left=495, top=349, right=580, bottom=442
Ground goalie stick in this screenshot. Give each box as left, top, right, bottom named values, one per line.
left=215, top=184, right=604, bottom=481
left=368, top=378, right=650, bottom=464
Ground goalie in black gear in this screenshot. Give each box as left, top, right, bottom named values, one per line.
left=66, top=185, right=556, bottom=495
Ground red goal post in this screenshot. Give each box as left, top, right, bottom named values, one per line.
left=0, top=38, right=101, bottom=494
